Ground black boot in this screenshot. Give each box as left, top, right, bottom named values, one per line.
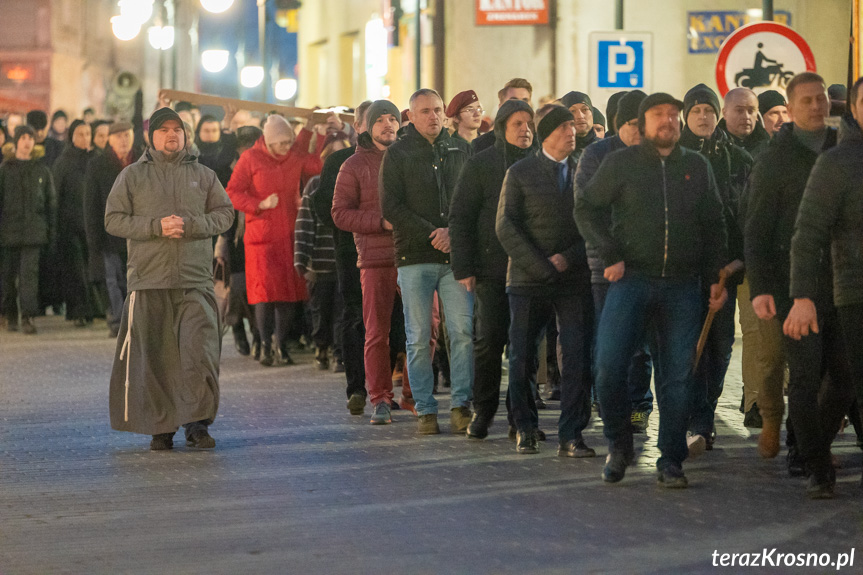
left=233, top=324, right=250, bottom=356
left=277, top=343, right=295, bottom=366
left=260, top=344, right=275, bottom=367
left=315, top=346, right=330, bottom=370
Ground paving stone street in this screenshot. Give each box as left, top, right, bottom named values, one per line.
left=1, top=316, right=861, bottom=575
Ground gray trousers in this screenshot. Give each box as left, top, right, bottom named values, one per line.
left=2, top=246, right=41, bottom=320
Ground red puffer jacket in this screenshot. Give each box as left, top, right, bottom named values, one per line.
left=227, top=130, right=323, bottom=304
left=332, top=133, right=394, bottom=269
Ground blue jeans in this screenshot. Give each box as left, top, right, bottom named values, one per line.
left=508, top=291, right=591, bottom=443
left=592, top=282, right=654, bottom=413
left=595, top=275, right=702, bottom=470
left=397, top=264, right=474, bottom=416
left=690, top=284, right=738, bottom=437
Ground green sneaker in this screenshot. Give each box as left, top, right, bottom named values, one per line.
left=417, top=413, right=440, bottom=435
left=370, top=402, right=392, bottom=425
left=347, top=393, right=366, bottom=415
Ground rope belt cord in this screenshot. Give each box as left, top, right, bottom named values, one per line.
left=119, top=291, right=137, bottom=422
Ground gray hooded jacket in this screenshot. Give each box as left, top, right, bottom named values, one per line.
left=105, top=148, right=234, bottom=291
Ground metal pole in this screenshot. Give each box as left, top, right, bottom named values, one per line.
left=762, top=0, right=774, bottom=21
left=615, top=0, right=624, bottom=30
left=258, top=0, right=268, bottom=103
left=550, top=0, right=557, bottom=96
left=415, top=2, right=422, bottom=91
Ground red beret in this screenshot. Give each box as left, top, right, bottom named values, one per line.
left=401, top=108, right=410, bottom=123
left=479, top=118, right=492, bottom=133
left=445, top=90, right=479, bottom=118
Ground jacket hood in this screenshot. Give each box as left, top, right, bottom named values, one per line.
left=356, top=130, right=387, bottom=155
left=837, top=113, right=863, bottom=145
left=492, top=100, right=537, bottom=164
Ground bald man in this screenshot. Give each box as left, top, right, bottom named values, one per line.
left=719, top=88, right=771, bottom=158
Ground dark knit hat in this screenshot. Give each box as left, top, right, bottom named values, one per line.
left=26, top=110, right=48, bottom=131
left=638, top=93, right=684, bottom=127
left=758, top=90, right=787, bottom=116
left=109, top=121, right=133, bottom=135
left=67, top=119, right=88, bottom=142
left=13, top=124, right=35, bottom=145
left=683, top=83, right=720, bottom=123
left=445, top=90, right=479, bottom=118
left=236, top=126, right=263, bottom=149
left=605, top=91, right=628, bottom=135
left=174, top=101, right=193, bottom=113
left=537, top=105, right=574, bottom=142
left=560, top=91, right=592, bottom=110
left=615, top=90, right=647, bottom=129
left=365, top=100, right=401, bottom=130
left=592, top=107, right=606, bottom=129
left=148, top=107, right=185, bottom=147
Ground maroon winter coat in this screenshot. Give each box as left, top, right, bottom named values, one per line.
left=227, top=130, right=323, bottom=304
left=332, top=133, right=395, bottom=269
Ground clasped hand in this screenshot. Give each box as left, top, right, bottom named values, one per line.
left=161, top=215, right=184, bottom=238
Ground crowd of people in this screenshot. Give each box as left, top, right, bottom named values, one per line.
left=2, top=72, right=863, bottom=498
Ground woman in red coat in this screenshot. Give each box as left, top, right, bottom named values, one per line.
left=227, top=115, right=323, bottom=366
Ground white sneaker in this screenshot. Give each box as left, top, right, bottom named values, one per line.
left=687, top=434, right=707, bottom=459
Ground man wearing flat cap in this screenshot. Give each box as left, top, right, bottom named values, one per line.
left=105, top=107, right=234, bottom=451
left=560, top=91, right=597, bottom=161
left=496, top=104, right=594, bottom=458
left=446, top=89, right=483, bottom=145
left=575, top=93, right=728, bottom=488
left=84, top=120, right=144, bottom=338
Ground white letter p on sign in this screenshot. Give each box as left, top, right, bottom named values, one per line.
left=607, top=44, right=636, bottom=84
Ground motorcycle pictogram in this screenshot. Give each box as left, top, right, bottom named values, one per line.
left=734, top=43, right=795, bottom=89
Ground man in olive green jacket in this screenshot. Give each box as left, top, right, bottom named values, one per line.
left=105, top=107, right=234, bottom=451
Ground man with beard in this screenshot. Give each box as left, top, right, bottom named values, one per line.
left=575, top=90, right=654, bottom=434
left=559, top=91, right=596, bottom=162
left=105, top=107, right=234, bottom=451
left=496, top=104, right=594, bottom=457
left=746, top=72, right=854, bottom=494
left=679, top=84, right=752, bottom=450
left=332, top=100, right=403, bottom=424
left=575, top=93, right=728, bottom=488
left=758, top=90, right=789, bottom=138
left=450, top=99, right=536, bottom=439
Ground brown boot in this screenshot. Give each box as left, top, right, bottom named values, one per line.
left=758, top=417, right=781, bottom=458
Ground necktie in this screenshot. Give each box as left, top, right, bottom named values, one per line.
left=557, top=162, right=568, bottom=193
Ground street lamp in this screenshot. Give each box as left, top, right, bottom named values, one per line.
left=201, top=49, right=230, bottom=73
left=200, top=0, right=234, bottom=13
left=274, top=78, right=298, bottom=100
left=148, top=25, right=175, bottom=50
left=111, top=15, right=142, bottom=41
left=241, top=66, right=265, bottom=88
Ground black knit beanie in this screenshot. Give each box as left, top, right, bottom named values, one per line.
left=148, top=107, right=185, bottom=148
left=683, top=84, right=720, bottom=123
left=615, top=90, right=647, bottom=130
left=537, top=105, right=574, bottom=142
left=758, top=90, right=787, bottom=116
left=592, top=107, right=606, bottom=129
left=560, top=91, right=592, bottom=110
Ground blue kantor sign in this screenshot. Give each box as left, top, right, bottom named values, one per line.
left=597, top=40, right=644, bottom=89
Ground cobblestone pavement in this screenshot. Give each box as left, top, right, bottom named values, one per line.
left=1, top=316, right=861, bottom=575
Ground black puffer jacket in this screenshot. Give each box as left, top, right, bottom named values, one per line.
left=572, top=129, right=598, bottom=164
left=311, top=145, right=358, bottom=261
left=680, top=126, right=752, bottom=271
left=790, top=115, right=863, bottom=307
left=450, top=100, right=536, bottom=282
left=744, top=122, right=837, bottom=308
left=496, top=151, right=590, bottom=295
left=574, top=141, right=727, bottom=284
left=84, top=147, right=130, bottom=255
left=573, top=134, right=627, bottom=284
left=718, top=118, right=770, bottom=159
left=0, top=157, right=56, bottom=247
left=196, top=132, right=237, bottom=189
left=380, top=123, right=470, bottom=267
left=53, top=144, right=95, bottom=237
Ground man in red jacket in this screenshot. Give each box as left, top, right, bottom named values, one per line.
left=332, top=100, right=402, bottom=424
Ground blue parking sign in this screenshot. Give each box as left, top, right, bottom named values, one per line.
left=597, top=40, right=644, bottom=88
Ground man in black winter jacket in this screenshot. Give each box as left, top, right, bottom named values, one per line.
left=787, top=81, right=863, bottom=493
left=679, top=83, right=752, bottom=449
left=719, top=88, right=771, bottom=159
left=450, top=99, right=536, bottom=439
left=380, top=89, right=472, bottom=435
left=575, top=93, right=728, bottom=488
left=496, top=104, right=594, bottom=458
left=560, top=91, right=597, bottom=163
left=752, top=73, right=855, bottom=498
left=574, top=90, right=654, bottom=433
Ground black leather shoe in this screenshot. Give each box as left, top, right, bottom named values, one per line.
left=558, top=438, right=596, bottom=458
left=234, top=336, right=251, bottom=356
left=466, top=413, right=490, bottom=440
left=602, top=450, right=633, bottom=483
left=787, top=447, right=806, bottom=477
left=516, top=429, right=539, bottom=454
left=509, top=425, right=546, bottom=441
left=260, top=346, right=275, bottom=367
left=535, top=396, right=547, bottom=410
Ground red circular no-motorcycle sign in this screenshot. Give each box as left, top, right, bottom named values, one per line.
left=715, top=22, right=816, bottom=97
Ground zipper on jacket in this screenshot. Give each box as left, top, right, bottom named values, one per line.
left=661, top=158, right=669, bottom=278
